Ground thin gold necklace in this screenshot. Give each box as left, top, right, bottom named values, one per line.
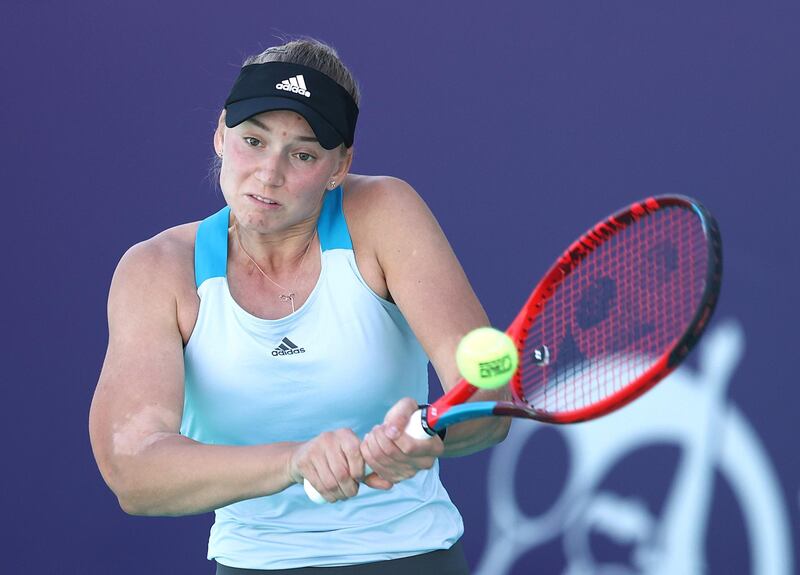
left=233, top=221, right=316, bottom=313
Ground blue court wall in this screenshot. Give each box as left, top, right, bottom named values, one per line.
left=3, top=1, right=798, bottom=572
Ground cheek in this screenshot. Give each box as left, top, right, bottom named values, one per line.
left=219, top=147, right=256, bottom=192
left=218, top=163, right=249, bottom=212
left=222, top=140, right=253, bottom=171
left=217, top=162, right=236, bottom=196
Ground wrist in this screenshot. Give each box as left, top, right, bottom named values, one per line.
left=283, top=442, right=303, bottom=486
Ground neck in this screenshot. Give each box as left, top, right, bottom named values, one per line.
left=233, top=221, right=317, bottom=275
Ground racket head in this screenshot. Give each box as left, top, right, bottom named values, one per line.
left=505, top=195, right=722, bottom=424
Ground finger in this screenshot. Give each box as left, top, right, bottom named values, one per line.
left=371, top=424, right=406, bottom=460
left=382, top=397, right=418, bottom=431
left=334, top=448, right=361, bottom=499
left=371, top=423, right=441, bottom=476
left=401, top=432, right=445, bottom=459
left=363, top=473, right=393, bottom=490
left=359, top=430, right=383, bottom=471
left=325, top=449, right=359, bottom=500
left=307, top=463, right=344, bottom=503
left=340, top=433, right=366, bottom=481
left=307, top=440, right=351, bottom=503
left=294, top=443, right=336, bottom=501
left=369, top=427, right=416, bottom=481
left=360, top=429, right=396, bottom=481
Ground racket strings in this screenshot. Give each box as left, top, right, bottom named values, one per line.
left=520, top=206, right=709, bottom=415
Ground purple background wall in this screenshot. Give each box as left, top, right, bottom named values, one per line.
left=3, top=1, right=798, bottom=572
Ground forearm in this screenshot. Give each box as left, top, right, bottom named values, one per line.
left=437, top=385, right=512, bottom=457
left=105, top=434, right=298, bottom=516
left=440, top=415, right=511, bottom=457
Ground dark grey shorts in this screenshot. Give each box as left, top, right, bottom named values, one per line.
left=215, top=540, right=470, bottom=574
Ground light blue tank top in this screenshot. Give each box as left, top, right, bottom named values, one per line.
left=180, top=187, right=463, bottom=569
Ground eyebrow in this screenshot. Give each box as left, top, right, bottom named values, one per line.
left=246, top=118, right=319, bottom=143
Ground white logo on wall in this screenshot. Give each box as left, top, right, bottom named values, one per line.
left=474, top=321, right=793, bottom=575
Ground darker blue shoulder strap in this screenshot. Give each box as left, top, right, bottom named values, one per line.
left=194, top=206, right=230, bottom=288
left=194, top=188, right=350, bottom=288
left=318, top=186, right=352, bottom=251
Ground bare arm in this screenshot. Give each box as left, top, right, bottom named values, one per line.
left=89, top=238, right=371, bottom=515
left=89, top=239, right=299, bottom=515
left=355, top=178, right=511, bottom=474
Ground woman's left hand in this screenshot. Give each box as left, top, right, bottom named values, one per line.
left=360, top=397, right=444, bottom=484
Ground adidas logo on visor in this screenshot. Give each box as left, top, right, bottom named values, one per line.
left=275, top=75, right=311, bottom=98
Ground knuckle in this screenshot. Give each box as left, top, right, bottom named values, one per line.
left=344, top=480, right=359, bottom=498
left=344, top=434, right=361, bottom=451
left=331, top=462, right=349, bottom=481
left=377, top=452, right=395, bottom=466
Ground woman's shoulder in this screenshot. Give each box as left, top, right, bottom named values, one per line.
left=114, top=221, right=200, bottom=293
left=342, top=174, right=429, bottom=229
left=343, top=174, right=437, bottom=236
left=343, top=174, right=418, bottom=203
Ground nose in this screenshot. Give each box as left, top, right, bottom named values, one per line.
left=253, top=152, right=285, bottom=188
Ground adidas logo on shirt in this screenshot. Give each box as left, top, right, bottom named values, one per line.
left=275, top=75, right=311, bottom=98
left=272, top=337, right=306, bottom=356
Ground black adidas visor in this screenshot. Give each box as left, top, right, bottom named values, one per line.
left=224, top=62, right=359, bottom=150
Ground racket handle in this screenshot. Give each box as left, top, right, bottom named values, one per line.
left=303, top=409, right=433, bottom=504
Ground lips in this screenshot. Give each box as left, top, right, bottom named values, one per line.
left=248, top=194, right=280, bottom=206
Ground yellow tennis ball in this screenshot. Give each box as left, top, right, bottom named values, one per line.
left=456, top=327, right=519, bottom=389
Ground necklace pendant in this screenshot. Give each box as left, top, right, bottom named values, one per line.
left=280, top=292, right=296, bottom=313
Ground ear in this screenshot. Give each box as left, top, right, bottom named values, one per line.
left=331, top=147, right=354, bottom=184
left=213, top=110, right=226, bottom=156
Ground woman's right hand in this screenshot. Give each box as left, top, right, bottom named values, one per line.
left=289, top=429, right=393, bottom=502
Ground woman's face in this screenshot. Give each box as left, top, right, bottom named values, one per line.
left=215, top=109, right=350, bottom=234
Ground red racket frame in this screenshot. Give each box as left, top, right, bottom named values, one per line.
left=425, top=195, right=722, bottom=428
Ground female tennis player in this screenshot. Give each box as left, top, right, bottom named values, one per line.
left=88, top=38, right=510, bottom=574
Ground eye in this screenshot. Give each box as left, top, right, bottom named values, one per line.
left=294, top=152, right=316, bottom=162
left=243, top=137, right=261, bottom=147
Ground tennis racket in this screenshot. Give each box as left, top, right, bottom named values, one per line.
left=304, top=195, right=722, bottom=503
